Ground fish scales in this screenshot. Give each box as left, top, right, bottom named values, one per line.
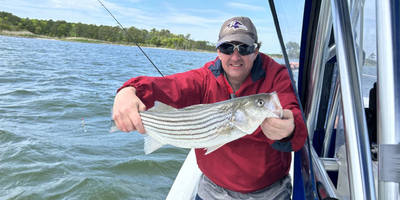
left=141, top=105, right=228, bottom=124
left=140, top=107, right=230, bottom=132
left=141, top=106, right=231, bottom=141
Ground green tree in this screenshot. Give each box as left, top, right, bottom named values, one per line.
left=159, top=29, right=171, bottom=38
left=74, top=23, right=85, bottom=37
left=23, top=18, right=35, bottom=33
left=148, top=28, right=157, bottom=41
left=364, top=53, right=377, bottom=66
left=57, top=23, right=70, bottom=37
left=150, top=36, right=161, bottom=46
left=286, top=41, right=300, bottom=59
left=0, top=23, right=12, bottom=31
left=35, top=26, right=42, bottom=34
left=43, top=20, right=53, bottom=35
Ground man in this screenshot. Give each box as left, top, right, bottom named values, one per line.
left=113, top=16, right=307, bottom=199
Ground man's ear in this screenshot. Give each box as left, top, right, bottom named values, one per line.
left=253, top=48, right=260, bottom=60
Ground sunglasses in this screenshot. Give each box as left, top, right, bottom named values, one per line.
left=218, top=43, right=257, bottom=55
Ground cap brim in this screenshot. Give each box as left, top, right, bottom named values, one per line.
left=216, top=41, right=229, bottom=48
left=216, top=34, right=254, bottom=48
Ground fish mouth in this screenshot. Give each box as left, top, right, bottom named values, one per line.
left=265, top=99, right=283, bottom=118
left=274, top=109, right=283, bottom=118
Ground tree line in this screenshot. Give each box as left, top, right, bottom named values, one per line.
left=0, top=11, right=216, bottom=52
left=284, top=41, right=376, bottom=66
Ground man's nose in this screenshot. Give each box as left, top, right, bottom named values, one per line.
left=230, top=49, right=241, bottom=61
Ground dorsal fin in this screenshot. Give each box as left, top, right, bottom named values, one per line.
left=147, top=101, right=177, bottom=112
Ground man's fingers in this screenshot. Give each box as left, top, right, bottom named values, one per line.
left=138, top=102, right=147, bottom=112
left=113, top=114, right=127, bottom=132
left=261, top=109, right=295, bottom=140
left=281, top=109, right=293, bottom=119
left=262, top=119, right=282, bottom=140
left=129, top=111, right=145, bottom=134
left=112, top=87, right=146, bottom=133
left=122, top=115, right=135, bottom=132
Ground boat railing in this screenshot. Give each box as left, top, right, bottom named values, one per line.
left=331, top=0, right=376, bottom=199
left=301, top=0, right=385, bottom=199
left=376, top=0, right=400, bottom=199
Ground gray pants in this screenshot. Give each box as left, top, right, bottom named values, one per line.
left=196, top=174, right=292, bottom=200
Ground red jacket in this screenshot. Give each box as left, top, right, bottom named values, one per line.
left=119, top=53, right=307, bottom=193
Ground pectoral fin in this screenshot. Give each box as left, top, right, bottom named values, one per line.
left=204, top=144, right=225, bottom=155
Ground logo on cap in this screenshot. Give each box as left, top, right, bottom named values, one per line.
left=224, top=21, right=248, bottom=32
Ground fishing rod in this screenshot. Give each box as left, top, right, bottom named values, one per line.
left=97, top=0, right=164, bottom=77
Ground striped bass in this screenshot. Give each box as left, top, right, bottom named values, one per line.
left=111, top=92, right=283, bottom=155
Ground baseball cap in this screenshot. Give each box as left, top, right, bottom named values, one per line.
left=216, top=16, right=258, bottom=48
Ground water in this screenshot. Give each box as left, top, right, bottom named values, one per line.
left=0, top=36, right=217, bottom=199
left=0, top=36, right=377, bottom=199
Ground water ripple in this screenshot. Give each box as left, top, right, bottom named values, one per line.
left=0, top=35, right=227, bottom=199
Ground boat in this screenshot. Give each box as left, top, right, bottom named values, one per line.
left=167, top=0, right=399, bottom=199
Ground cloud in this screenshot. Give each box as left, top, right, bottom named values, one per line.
left=48, top=0, right=99, bottom=10
left=228, top=3, right=265, bottom=11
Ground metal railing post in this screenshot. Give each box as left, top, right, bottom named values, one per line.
left=330, top=0, right=376, bottom=199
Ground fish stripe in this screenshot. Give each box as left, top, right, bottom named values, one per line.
left=143, top=113, right=229, bottom=133
left=142, top=115, right=229, bottom=140
left=141, top=111, right=230, bottom=129
left=141, top=105, right=231, bottom=122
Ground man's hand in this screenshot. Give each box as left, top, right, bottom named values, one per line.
left=261, top=109, right=295, bottom=140
left=112, top=87, right=146, bottom=133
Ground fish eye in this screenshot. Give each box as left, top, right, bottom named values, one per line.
left=257, top=99, right=265, bottom=107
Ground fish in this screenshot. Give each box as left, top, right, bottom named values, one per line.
left=110, top=92, right=283, bottom=155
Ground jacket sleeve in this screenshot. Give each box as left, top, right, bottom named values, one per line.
left=266, top=63, right=308, bottom=152
left=117, top=67, right=209, bottom=109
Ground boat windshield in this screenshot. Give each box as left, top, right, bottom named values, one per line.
left=273, top=0, right=304, bottom=63
left=271, top=0, right=305, bottom=86
left=272, top=0, right=377, bottom=99
left=270, top=0, right=381, bottom=199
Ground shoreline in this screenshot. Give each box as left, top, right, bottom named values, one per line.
left=0, top=30, right=217, bottom=54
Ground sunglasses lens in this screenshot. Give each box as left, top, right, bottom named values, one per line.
left=219, top=43, right=255, bottom=55
left=219, top=43, right=234, bottom=54
left=238, top=45, right=254, bottom=55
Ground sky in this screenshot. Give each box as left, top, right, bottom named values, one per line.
left=0, top=0, right=306, bottom=54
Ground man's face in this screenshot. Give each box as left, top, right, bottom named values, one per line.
left=218, top=42, right=259, bottom=84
